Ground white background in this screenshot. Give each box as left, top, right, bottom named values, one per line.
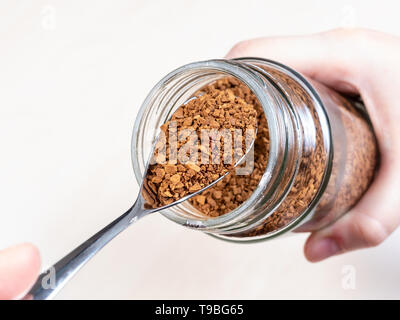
left=0, top=0, right=399, bottom=299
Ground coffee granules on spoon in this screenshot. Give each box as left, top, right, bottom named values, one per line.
left=142, top=87, right=258, bottom=208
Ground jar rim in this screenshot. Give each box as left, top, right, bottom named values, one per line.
left=131, top=59, right=286, bottom=230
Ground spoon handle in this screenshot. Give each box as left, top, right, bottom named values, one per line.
left=25, top=198, right=147, bottom=300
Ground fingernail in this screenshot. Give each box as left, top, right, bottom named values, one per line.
left=306, top=238, right=340, bottom=262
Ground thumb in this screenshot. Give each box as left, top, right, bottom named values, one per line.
left=0, top=243, right=41, bottom=300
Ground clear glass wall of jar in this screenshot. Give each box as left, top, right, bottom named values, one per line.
left=131, top=58, right=378, bottom=242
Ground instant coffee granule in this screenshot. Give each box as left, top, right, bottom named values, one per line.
left=142, top=86, right=257, bottom=208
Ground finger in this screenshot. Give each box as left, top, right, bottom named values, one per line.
left=304, top=163, right=400, bottom=262
left=0, top=243, right=41, bottom=300
left=225, top=28, right=387, bottom=94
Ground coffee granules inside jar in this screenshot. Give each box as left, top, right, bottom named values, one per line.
left=188, top=74, right=377, bottom=237
left=134, top=58, right=379, bottom=241
left=302, top=86, right=378, bottom=231
left=142, top=86, right=258, bottom=208
left=143, top=71, right=377, bottom=237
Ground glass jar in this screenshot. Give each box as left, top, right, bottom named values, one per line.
left=131, top=58, right=378, bottom=242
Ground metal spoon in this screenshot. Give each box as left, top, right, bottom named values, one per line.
left=26, top=130, right=256, bottom=300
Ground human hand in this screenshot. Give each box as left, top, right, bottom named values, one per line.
left=226, top=28, right=400, bottom=262
left=0, top=243, right=41, bottom=299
